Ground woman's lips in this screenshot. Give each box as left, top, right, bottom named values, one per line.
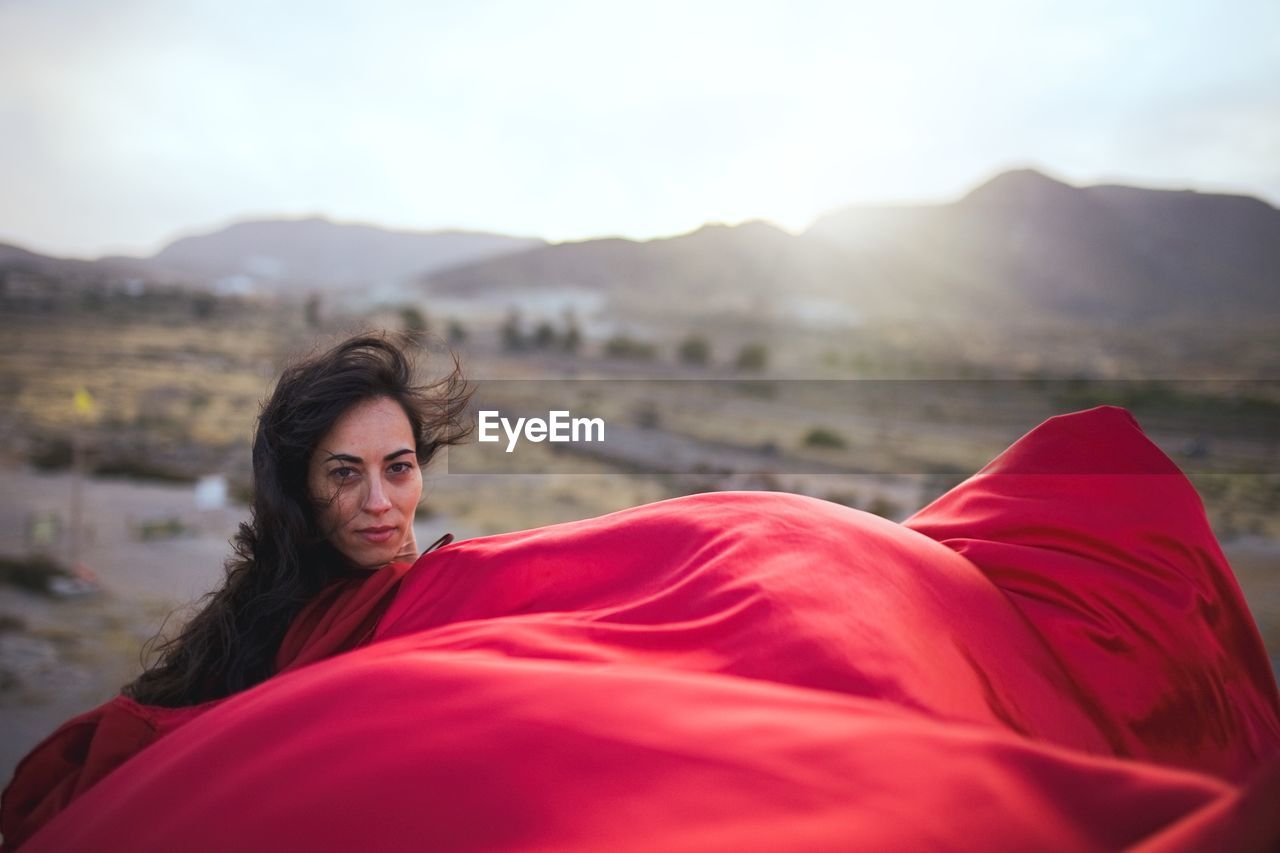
left=357, top=526, right=397, bottom=544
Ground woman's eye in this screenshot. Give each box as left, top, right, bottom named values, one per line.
left=388, top=461, right=414, bottom=475
left=330, top=467, right=358, bottom=481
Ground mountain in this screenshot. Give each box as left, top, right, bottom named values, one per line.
left=806, top=169, right=1280, bottom=322
left=422, top=220, right=859, bottom=323
left=420, top=169, right=1280, bottom=329
left=6, top=170, right=1278, bottom=332
left=0, top=241, right=198, bottom=294
left=146, top=218, right=545, bottom=295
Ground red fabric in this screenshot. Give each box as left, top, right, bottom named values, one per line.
left=0, top=697, right=208, bottom=852
left=4, top=406, right=1279, bottom=850
left=0, top=561, right=410, bottom=850
left=274, top=561, right=413, bottom=673
left=903, top=405, right=1280, bottom=779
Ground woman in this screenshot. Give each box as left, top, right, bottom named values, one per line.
left=1, top=333, right=471, bottom=845
left=124, top=332, right=472, bottom=707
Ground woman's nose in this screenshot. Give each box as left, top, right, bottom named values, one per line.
left=364, top=478, right=393, bottom=513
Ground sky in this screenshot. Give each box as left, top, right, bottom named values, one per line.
left=1, top=0, right=1278, bottom=258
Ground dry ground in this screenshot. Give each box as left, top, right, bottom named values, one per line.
left=2, top=308, right=1276, bottom=791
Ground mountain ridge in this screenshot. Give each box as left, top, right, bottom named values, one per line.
left=3, top=170, right=1277, bottom=329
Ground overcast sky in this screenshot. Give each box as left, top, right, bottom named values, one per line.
left=2, top=0, right=1277, bottom=258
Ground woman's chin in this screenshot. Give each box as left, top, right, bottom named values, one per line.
left=342, top=543, right=401, bottom=571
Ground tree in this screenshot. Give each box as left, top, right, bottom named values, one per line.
left=735, top=342, right=768, bottom=372
left=561, top=310, right=582, bottom=354
left=191, top=293, right=216, bottom=321
left=532, top=320, right=557, bottom=349
left=678, top=335, right=711, bottom=366
left=304, top=293, right=322, bottom=329
left=803, top=427, right=846, bottom=450
left=500, top=308, right=525, bottom=351
left=400, top=305, right=429, bottom=342
left=604, top=334, right=656, bottom=360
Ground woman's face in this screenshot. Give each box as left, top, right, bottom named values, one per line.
left=307, top=396, right=423, bottom=569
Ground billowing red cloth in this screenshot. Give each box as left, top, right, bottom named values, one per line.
left=4, top=406, right=1279, bottom=850
left=274, top=560, right=414, bottom=672
left=0, top=561, right=412, bottom=850
left=903, top=405, right=1280, bottom=779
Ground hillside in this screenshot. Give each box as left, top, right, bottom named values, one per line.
left=145, top=217, right=545, bottom=295
left=6, top=170, right=1278, bottom=339
left=422, top=169, right=1280, bottom=329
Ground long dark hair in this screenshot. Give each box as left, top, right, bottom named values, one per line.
left=122, top=333, right=472, bottom=707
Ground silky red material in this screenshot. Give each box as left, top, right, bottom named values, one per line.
left=3, top=406, right=1278, bottom=851
left=273, top=560, right=413, bottom=672
left=0, top=562, right=412, bottom=850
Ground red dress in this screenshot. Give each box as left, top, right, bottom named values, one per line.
left=3, top=407, right=1278, bottom=850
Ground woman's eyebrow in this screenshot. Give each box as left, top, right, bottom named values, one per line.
left=323, top=449, right=413, bottom=464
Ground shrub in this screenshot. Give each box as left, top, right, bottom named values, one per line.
left=678, top=335, right=711, bottom=366
left=0, top=553, right=73, bottom=595
left=604, top=335, right=656, bottom=360
left=803, top=427, right=847, bottom=450
left=735, top=343, right=768, bottom=372
left=29, top=436, right=73, bottom=471
left=532, top=321, right=557, bottom=349
left=400, top=305, right=429, bottom=340
left=500, top=309, right=525, bottom=351
left=866, top=496, right=903, bottom=520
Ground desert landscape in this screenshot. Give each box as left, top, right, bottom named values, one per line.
left=1, top=169, right=1278, bottom=787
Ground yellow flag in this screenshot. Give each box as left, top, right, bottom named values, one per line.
left=73, top=387, right=98, bottom=421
